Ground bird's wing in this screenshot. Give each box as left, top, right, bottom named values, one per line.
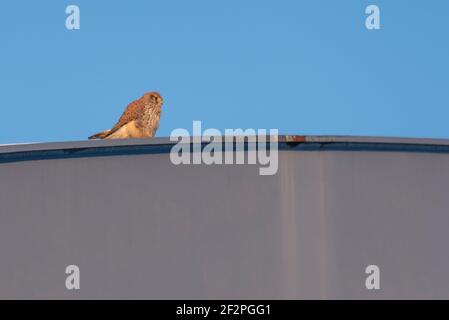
left=108, top=99, right=144, bottom=136
left=104, top=121, right=143, bottom=139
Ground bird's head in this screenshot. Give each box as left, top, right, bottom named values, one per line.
left=143, top=91, right=163, bottom=107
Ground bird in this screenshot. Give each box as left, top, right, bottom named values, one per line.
left=89, top=91, right=163, bottom=140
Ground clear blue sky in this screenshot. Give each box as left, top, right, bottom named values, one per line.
left=1, top=0, right=448, bottom=143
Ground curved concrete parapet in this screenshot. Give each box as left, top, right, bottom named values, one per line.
left=1, top=136, right=449, bottom=299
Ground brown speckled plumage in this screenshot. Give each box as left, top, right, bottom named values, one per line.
left=89, top=92, right=163, bottom=140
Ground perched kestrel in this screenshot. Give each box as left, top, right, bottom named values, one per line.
left=89, top=92, right=163, bottom=140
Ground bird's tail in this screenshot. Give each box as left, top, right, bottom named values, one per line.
left=88, top=129, right=111, bottom=140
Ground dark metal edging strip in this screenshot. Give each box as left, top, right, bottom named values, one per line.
left=1, top=140, right=449, bottom=164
